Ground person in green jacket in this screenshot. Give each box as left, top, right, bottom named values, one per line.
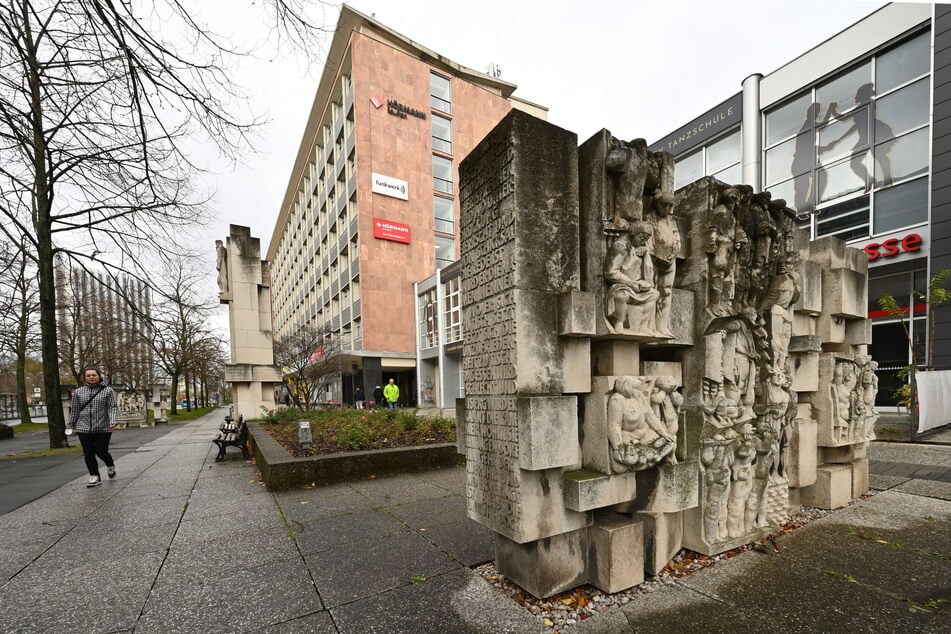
left=383, top=379, right=399, bottom=410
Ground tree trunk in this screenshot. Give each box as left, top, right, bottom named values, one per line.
left=184, top=372, right=192, bottom=412
left=170, top=371, right=179, bottom=415
left=15, top=348, right=32, bottom=426
left=21, top=3, right=66, bottom=448
left=15, top=274, right=33, bottom=425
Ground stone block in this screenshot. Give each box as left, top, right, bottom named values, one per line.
left=853, top=458, right=869, bottom=497
left=496, top=528, right=588, bottom=599
left=632, top=461, right=699, bottom=513
left=853, top=442, right=867, bottom=459
left=822, top=268, right=867, bottom=319
left=588, top=512, right=644, bottom=593
left=800, top=464, right=852, bottom=509
left=821, top=444, right=858, bottom=465
left=788, top=418, right=817, bottom=488
left=581, top=377, right=615, bottom=474
left=559, top=291, right=596, bottom=336
left=789, top=335, right=822, bottom=352
left=514, top=289, right=564, bottom=394
left=817, top=312, right=846, bottom=344
left=791, top=351, right=819, bottom=393
left=634, top=511, right=683, bottom=576
left=846, top=319, right=872, bottom=346
left=455, top=398, right=467, bottom=456
left=787, top=486, right=802, bottom=517
left=640, top=361, right=683, bottom=386
left=591, top=341, right=639, bottom=377
left=563, top=471, right=637, bottom=512
left=561, top=338, right=591, bottom=394
left=792, top=313, right=817, bottom=337
left=518, top=396, right=580, bottom=471
left=663, top=288, right=695, bottom=346
left=794, top=259, right=823, bottom=314
left=797, top=403, right=812, bottom=420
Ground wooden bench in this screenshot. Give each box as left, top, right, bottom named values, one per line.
left=213, top=416, right=249, bottom=461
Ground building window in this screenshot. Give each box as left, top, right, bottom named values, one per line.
left=419, top=288, right=439, bottom=349
left=430, top=72, right=451, bottom=114
left=764, top=30, right=930, bottom=241
left=868, top=269, right=927, bottom=407
left=673, top=129, right=741, bottom=190
left=443, top=277, right=462, bottom=343
left=432, top=113, right=452, bottom=154
left=435, top=235, right=455, bottom=269
left=433, top=155, right=453, bottom=194
left=434, top=196, right=455, bottom=234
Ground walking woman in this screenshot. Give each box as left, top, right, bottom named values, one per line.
left=66, top=367, right=118, bottom=487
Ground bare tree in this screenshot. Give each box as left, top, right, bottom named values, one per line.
left=273, top=323, right=342, bottom=408
left=0, top=240, right=40, bottom=424
left=0, top=1, right=332, bottom=447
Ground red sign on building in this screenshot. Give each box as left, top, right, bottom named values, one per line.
left=373, top=218, right=411, bottom=244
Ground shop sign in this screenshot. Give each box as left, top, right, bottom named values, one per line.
left=372, top=172, right=408, bottom=200
left=649, top=93, right=742, bottom=156
left=373, top=218, right=411, bottom=244
left=387, top=99, right=426, bottom=120
left=863, top=232, right=923, bottom=262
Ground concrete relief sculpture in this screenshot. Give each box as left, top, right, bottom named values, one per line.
left=460, top=111, right=876, bottom=599
left=604, top=222, right=660, bottom=336
left=607, top=377, right=678, bottom=472
left=216, top=239, right=229, bottom=294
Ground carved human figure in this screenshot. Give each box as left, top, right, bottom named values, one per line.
left=749, top=191, right=776, bottom=279
left=843, top=362, right=860, bottom=441
left=722, top=315, right=758, bottom=408
left=701, top=433, right=733, bottom=543
left=865, top=359, right=879, bottom=439
left=758, top=255, right=800, bottom=375
left=608, top=377, right=675, bottom=472
left=216, top=239, right=229, bottom=293
left=830, top=362, right=851, bottom=441
left=650, top=376, right=682, bottom=464
left=605, top=221, right=660, bottom=335
left=726, top=423, right=756, bottom=539
left=749, top=418, right=778, bottom=529
left=732, top=225, right=755, bottom=313
left=648, top=192, right=680, bottom=337
left=605, top=138, right=650, bottom=228
left=706, top=188, right=738, bottom=315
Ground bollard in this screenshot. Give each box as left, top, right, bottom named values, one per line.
left=298, top=420, right=312, bottom=451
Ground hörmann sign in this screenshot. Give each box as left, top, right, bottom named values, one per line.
left=649, top=93, right=743, bottom=157
left=373, top=218, right=411, bottom=244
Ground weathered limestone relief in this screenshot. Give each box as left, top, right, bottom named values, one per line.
left=460, top=110, right=875, bottom=599
left=219, top=225, right=282, bottom=420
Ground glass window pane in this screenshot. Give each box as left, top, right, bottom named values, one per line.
left=816, top=62, right=871, bottom=123
left=765, top=133, right=814, bottom=185
left=432, top=114, right=452, bottom=154
left=674, top=150, right=702, bottom=190
left=876, top=31, right=930, bottom=94
left=875, top=77, right=929, bottom=142
left=818, top=154, right=868, bottom=202
left=873, top=177, right=928, bottom=234
left=869, top=273, right=913, bottom=314
left=434, top=196, right=454, bottom=233
left=433, top=155, right=453, bottom=194
left=706, top=130, right=741, bottom=174
left=430, top=72, right=451, bottom=114
left=765, top=93, right=813, bottom=147
left=767, top=172, right=815, bottom=213
left=435, top=236, right=455, bottom=269
left=871, top=321, right=910, bottom=406
left=815, top=194, right=869, bottom=241
left=874, top=127, right=928, bottom=188
left=817, top=109, right=868, bottom=165
left=712, top=162, right=741, bottom=185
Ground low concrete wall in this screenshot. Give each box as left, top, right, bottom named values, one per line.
left=249, top=424, right=461, bottom=491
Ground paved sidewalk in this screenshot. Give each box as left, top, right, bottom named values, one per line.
left=2, top=411, right=950, bottom=633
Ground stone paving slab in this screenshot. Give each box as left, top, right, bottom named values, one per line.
left=162, top=527, right=299, bottom=582
left=869, top=442, right=951, bottom=468
left=305, top=530, right=462, bottom=608
left=348, top=474, right=459, bottom=506
left=139, top=555, right=324, bottom=634
left=44, top=521, right=179, bottom=572
left=259, top=610, right=338, bottom=633
left=386, top=493, right=469, bottom=529
left=415, top=517, right=495, bottom=566
left=279, top=491, right=377, bottom=524
left=330, top=568, right=546, bottom=634
left=869, top=473, right=910, bottom=491
left=293, top=507, right=410, bottom=555
left=892, top=478, right=951, bottom=501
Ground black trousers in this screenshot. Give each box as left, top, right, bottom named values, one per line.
left=77, top=432, right=114, bottom=477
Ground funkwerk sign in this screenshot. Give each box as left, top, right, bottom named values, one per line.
left=373, top=218, right=411, bottom=244
left=371, top=172, right=408, bottom=201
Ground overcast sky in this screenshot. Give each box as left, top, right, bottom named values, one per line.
left=203, top=0, right=890, bottom=326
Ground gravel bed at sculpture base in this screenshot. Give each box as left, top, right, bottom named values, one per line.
left=474, top=503, right=848, bottom=631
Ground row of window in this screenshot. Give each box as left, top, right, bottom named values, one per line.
left=673, top=30, right=931, bottom=243
left=430, top=71, right=456, bottom=269
left=418, top=276, right=463, bottom=349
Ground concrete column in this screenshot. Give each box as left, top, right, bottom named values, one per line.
left=741, top=73, right=763, bottom=190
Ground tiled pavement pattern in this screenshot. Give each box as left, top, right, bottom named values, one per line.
left=1, top=411, right=949, bottom=633
left=869, top=460, right=951, bottom=483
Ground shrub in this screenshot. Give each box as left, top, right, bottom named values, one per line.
left=0, top=423, right=12, bottom=440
